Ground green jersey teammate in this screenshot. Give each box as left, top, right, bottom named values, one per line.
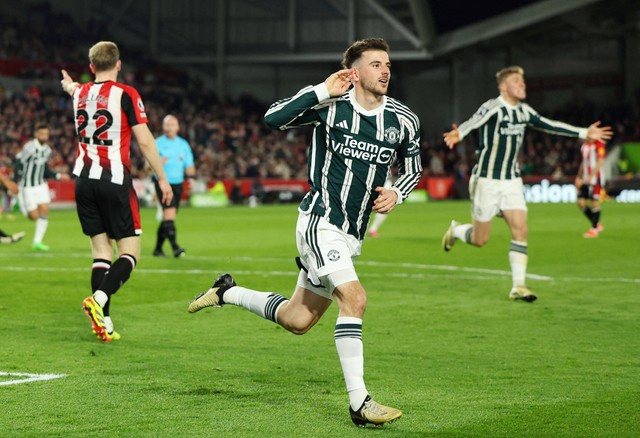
left=442, top=66, right=612, bottom=302
left=14, top=123, right=70, bottom=251
left=188, top=38, right=422, bottom=426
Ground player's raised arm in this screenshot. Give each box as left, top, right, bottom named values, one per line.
left=443, top=123, right=460, bottom=149
left=264, top=68, right=357, bottom=131
left=60, top=70, right=79, bottom=96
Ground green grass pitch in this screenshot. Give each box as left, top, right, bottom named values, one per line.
left=0, top=201, right=638, bottom=437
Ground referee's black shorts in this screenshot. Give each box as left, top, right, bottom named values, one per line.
left=154, top=180, right=184, bottom=210
left=75, top=177, right=141, bottom=239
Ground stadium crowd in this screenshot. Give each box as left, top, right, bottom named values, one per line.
left=2, top=82, right=639, bottom=188
left=1, top=5, right=640, bottom=190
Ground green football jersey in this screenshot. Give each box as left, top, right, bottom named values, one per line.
left=15, top=139, right=56, bottom=188
left=265, top=84, right=422, bottom=240
left=458, top=96, right=588, bottom=180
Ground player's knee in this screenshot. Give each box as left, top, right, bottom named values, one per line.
left=352, top=293, right=367, bottom=315
left=278, top=305, right=316, bottom=335
left=338, top=293, right=367, bottom=317
left=332, top=279, right=367, bottom=317
left=472, top=234, right=489, bottom=247
left=285, top=318, right=314, bottom=335
left=514, top=225, right=528, bottom=240
left=288, top=325, right=311, bottom=336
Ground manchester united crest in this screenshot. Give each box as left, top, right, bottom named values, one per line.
left=384, top=127, right=400, bottom=145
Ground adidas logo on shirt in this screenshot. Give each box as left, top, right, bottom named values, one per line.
left=336, top=120, right=349, bottom=130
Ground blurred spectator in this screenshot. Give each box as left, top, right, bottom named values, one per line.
left=1, top=8, right=639, bottom=188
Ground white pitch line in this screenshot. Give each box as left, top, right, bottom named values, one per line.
left=0, top=265, right=522, bottom=282
left=0, top=263, right=639, bottom=284
left=357, top=260, right=554, bottom=280
left=0, top=372, right=67, bottom=386
left=0, top=252, right=548, bottom=278
left=0, top=252, right=631, bottom=283
left=0, top=252, right=292, bottom=263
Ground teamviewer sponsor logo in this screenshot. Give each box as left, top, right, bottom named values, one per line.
left=332, top=134, right=394, bottom=164
left=499, top=123, right=525, bottom=136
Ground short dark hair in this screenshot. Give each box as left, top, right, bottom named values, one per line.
left=35, top=123, right=49, bottom=131
left=341, top=38, right=389, bottom=69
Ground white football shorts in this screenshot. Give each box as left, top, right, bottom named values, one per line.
left=19, top=183, right=51, bottom=215
left=471, top=176, right=527, bottom=222
left=295, top=212, right=360, bottom=300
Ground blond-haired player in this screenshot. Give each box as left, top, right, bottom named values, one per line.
left=442, top=66, right=612, bottom=302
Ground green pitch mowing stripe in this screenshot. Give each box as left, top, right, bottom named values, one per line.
left=0, top=202, right=638, bottom=436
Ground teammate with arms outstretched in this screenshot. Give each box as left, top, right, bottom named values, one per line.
left=442, top=66, right=612, bottom=302
left=188, top=38, right=422, bottom=426
left=61, top=41, right=172, bottom=341
left=576, top=140, right=606, bottom=238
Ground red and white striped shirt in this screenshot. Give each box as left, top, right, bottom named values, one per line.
left=71, top=81, right=148, bottom=185
left=580, top=140, right=606, bottom=185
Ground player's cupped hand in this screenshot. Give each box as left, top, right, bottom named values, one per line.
left=325, top=69, right=357, bottom=97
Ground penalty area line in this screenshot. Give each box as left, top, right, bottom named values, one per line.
left=0, top=371, right=67, bottom=386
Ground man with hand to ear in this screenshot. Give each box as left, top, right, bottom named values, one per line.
left=188, top=38, right=422, bottom=427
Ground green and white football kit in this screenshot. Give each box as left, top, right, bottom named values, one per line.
left=458, top=95, right=587, bottom=221
left=265, top=83, right=422, bottom=297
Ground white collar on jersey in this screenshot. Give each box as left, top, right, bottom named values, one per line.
left=348, top=88, right=387, bottom=117
left=498, top=95, right=521, bottom=110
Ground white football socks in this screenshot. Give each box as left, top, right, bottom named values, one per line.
left=335, top=316, right=368, bottom=411
left=509, top=240, right=528, bottom=288
left=104, top=316, right=114, bottom=334
left=223, top=286, right=288, bottom=323
left=453, top=223, right=473, bottom=243
left=93, top=290, right=109, bottom=308
left=33, top=217, right=48, bottom=244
